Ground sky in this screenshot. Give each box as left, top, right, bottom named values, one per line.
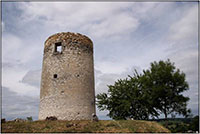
left=2, top=2, right=198, bottom=120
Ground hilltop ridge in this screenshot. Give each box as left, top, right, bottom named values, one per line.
left=2, top=120, right=170, bottom=133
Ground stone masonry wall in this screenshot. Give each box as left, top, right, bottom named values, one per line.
left=38, top=32, right=95, bottom=120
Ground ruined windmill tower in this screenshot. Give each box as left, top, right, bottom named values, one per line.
left=39, top=32, right=95, bottom=120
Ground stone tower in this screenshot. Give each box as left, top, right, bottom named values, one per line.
left=38, top=32, right=95, bottom=120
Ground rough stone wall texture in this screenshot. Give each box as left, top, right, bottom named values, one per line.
left=38, top=32, right=95, bottom=120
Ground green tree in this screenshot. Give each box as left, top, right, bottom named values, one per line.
left=143, top=59, right=191, bottom=120
left=97, top=59, right=190, bottom=120
left=97, top=71, right=158, bottom=120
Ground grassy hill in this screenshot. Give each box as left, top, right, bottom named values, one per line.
left=2, top=120, right=170, bottom=133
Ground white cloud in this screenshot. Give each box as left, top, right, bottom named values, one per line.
left=2, top=39, right=40, bottom=97
left=19, top=2, right=139, bottom=40
left=95, top=61, right=128, bottom=74
left=166, top=4, right=198, bottom=87
left=2, top=87, right=39, bottom=120
left=2, top=66, right=39, bottom=97
left=166, top=5, right=198, bottom=83
left=83, top=12, right=139, bottom=39
left=2, top=33, right=41, bottom=64
left=168, top=5, right=198, bottom=45
left=131, top=2, right=165, bottom=20
left=21, top=69, right=42, bottom=88
left=95, top=66, right=141, bottom=95
left=2, top=34, right=22, bottom=61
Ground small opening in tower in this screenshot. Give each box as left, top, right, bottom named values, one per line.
left=53, top=74, right=58, bottom=78
left=55, top=42, right=62, bottom=53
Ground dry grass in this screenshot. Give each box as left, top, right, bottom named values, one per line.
left=1, top=120, right=170, bottom=133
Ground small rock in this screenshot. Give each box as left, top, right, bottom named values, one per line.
left=66, top=123, right=77, bottom=127
left=14, top=118, right=26, bottom=122
left=45, top=116, right=57, bottom=121
left=66, top=123, right=73, bottom=127
left=92, top=113, right=98, bottom=122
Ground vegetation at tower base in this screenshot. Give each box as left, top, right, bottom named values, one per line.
left=97, top=59, right=191, bottom=120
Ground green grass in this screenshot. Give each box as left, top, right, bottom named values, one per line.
left=1, top=120, right=170, bottom=133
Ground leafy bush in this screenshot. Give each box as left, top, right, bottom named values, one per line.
left=27, top=116, right=33, bottom=122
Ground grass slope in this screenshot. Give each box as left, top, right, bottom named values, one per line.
left=2, top=120, right=170, bottom=133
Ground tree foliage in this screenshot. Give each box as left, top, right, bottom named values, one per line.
left=97, top=73, right=156, bottom=120
left=143, top=59, right=190, bottom=119
left=96, top=59, right=191, bottom=120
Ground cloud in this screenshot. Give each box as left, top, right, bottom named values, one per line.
left=168, top=5, right=198, bottom=44
left=2, top=87, right=39, bottom=120
left=95, top=66, right=141, bottom=95
left=18, top=2, right=139, bottom=40
left=2, top=60, right=40, bottom=97
left=83, top=12, right=139, bottom=39
left=131, top=2, right=173, bottom=21
left=2, top=32, right=43, bottom=97
left=21, top=69, right=42, bottom=88
left=2, top=33, right=42, bottom=65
